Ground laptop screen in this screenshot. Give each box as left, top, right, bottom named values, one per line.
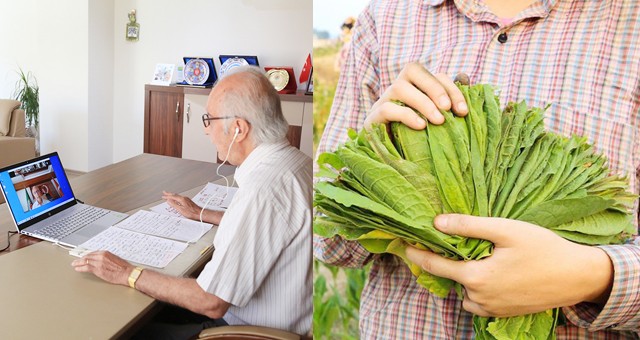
left=0, top=152, right=75, bottom=228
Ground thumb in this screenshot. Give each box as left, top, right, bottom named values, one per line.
left=434, top=214, right=513, bottom=246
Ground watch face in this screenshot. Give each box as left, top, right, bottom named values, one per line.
left=219, top=57, right=249, bottom=77
left=266, top=69, right=289, bottom=91
left=184, top=58, right=210, bottom=85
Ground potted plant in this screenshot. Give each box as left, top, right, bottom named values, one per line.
left=13, top=68, right=40, bottom=154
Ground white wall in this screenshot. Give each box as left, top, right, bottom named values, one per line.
left=112, top=0, right=312, bottom=163
left=88, top=1, right=115, bottom=171
left=0, top=0, right=312, bottom=171
left=0, top=0, right=90, bottom=171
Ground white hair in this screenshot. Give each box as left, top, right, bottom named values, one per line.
left=217, top=66, right=289, bottom=145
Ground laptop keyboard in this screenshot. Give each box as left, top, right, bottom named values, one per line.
left=37, top=206, right=110, bottom=240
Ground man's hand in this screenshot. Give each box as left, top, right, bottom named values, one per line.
left=162, top=191, right=202, bottom=220
left=405, top=214, right=614, bottom=317
left=365, top=63, right=469, bottom=129
left=162, top=191, right=224, bottom=225
left=71, top=251, right=134, bottom=286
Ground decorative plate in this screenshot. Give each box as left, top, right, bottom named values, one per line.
left=184, top=58, right=210, bottom=85
left=219, top=57, right=249, bottom=77
left=266, top=69, right=289, bottom=91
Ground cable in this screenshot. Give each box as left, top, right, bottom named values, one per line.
left=191, top=133, right=237, bottom=244
left=200, top=133, right=236, bottom=224
left=53, top=242, right=75, bottom=251
left=1, top=231, right=19, bottom=252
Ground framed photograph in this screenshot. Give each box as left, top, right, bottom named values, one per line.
left=151, top=63, right=175, bottom=86
left=126, top=10, right=140, bottom=42
left=305, top=67, right=314, bottom=95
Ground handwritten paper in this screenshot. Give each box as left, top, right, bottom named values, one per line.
left=76, top=228, right=188, bottom=268
left=114, top=210, right=212, bottom=243
left=150, top=183, right=238, bottom=218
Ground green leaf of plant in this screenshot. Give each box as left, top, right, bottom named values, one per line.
left=517, top=196, right=615, bottom=228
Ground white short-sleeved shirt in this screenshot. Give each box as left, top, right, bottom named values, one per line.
left=197, top=140, right=312, bottom=334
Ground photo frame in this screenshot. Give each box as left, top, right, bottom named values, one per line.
left=150, top=63, right=175, bottom=86
left=125, top=10, right=140, bottom=42
left=126, top=24, right=139, bottom=41
left=305, top=67, right=314, bottom=95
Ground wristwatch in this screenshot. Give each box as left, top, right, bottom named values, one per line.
left=128, top=267, right=144, bottom=289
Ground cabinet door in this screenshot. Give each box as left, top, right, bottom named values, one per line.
left=281, top=101, right=303, bottom=151
left=182, top=94, right=218, bottom=163
left=145, top=88, right=184, bottom=157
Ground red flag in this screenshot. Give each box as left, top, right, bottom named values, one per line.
left=299, top=53, right=312, bottom=83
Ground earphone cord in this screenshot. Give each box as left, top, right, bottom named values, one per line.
left=196, top=130, right=237, bottom=237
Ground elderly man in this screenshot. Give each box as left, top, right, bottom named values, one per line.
left=30, top=185, right=51, bottom=209
left=72, top=66, right=312, bottom=338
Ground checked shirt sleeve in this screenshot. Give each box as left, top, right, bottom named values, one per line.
left=312, top=6, right=382, bottom=270
left=313, top=234, right=374, bottom=269
left=563, top=242, right=640, bottom=334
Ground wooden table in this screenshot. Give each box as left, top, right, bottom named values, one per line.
left=0, top=153, right=235, bottom=339
left=0, top=153, right=234, bottom=253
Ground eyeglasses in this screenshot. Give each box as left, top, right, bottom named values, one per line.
left=202, top=114, right=235, bottom=128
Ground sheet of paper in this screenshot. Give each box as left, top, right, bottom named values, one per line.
left=150, top=182, right=238, bottom=218
left=76, top=228, right=188, bottom=268
left=114, top=210, right=212, bottom=243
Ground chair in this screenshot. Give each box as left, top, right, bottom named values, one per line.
left=0, top=99, right=35, bottom=168
left=198, top=325, right=311, bottom=340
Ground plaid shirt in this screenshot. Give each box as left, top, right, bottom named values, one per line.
left=314, top=0, right=640, bottom=338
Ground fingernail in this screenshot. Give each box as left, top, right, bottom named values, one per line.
left=434, top=214, right=449, bottom=230
left=415, top=116, right=427, bottom=127
left=438, top=95, right=450, bottom=108
left=457, top=102, right=468, bottom=112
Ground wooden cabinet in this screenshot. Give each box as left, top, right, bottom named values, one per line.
left=182, top=93, right=217, bottom=163
left=144, top=86, right=184, bottom=157
left=144, top=84, right=313, bottom=162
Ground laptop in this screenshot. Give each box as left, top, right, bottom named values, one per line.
left=0, top=152, right=128, bottom=247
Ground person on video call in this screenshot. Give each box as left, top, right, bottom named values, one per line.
left=72, top=66, right=312, bottom=339
left=314, top=0, right=640, bottom=338
left=30, top=185, right=51, bottom=209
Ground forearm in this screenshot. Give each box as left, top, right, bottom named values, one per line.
left=186, top=209, right=224, bottom=225
left=134, top=269, right=229, bottom=319
left=201, top=209, right=224, bottom=225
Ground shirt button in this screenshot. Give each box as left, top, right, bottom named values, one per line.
left=498, top=32, right=508, bottom=43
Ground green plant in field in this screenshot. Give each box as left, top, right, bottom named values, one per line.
left=313, top=260, right=367, bottom=340
left=13, top=68, right=40, bottom=127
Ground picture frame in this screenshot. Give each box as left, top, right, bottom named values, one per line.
left=126, top=24, right=139, bottom=41
left=305, top=67, right=314, bottom=95
left=125, top=10, right=140, bottom=42
left=150, top=63, right=175, bottom=86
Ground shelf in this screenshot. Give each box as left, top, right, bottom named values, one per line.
left=145, top=84, right=312, bottom=103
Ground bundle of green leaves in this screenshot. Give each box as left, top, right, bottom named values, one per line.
left=314, top=84, right=637, bottom=339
